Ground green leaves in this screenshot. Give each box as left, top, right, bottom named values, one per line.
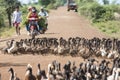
left=38, top=0, right=51, bottom=7
left=76, top=0, right=114, bottom=22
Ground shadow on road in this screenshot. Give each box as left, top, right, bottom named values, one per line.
left=0, top=62, right=27, bottom=67
left=44, top=32, right=59, bottom=35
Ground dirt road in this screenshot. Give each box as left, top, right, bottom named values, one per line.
left=0, top=7, right=107, bottom=80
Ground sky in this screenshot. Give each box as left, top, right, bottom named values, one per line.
left=98, top=0, right=120, bottom=4
left=18, top=0, right=120, bottom=4
left=18, top=0, right=38, bottom=4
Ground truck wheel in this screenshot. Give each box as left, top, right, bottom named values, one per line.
left=67, top=9, right=70, bottom=11
left=75, top=9, right=78, bottom=12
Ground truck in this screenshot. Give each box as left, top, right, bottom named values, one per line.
left=67, top=0, right=77, bottom=12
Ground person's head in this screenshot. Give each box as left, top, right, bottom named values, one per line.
left=32, top=7, right=37, bottom=13
left=40, top=7, right=44, bottom=12
left=15, top=6, right=19, bottom=11
left=28, top=6, right=32, bottom=12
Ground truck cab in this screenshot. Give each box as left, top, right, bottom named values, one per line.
left=67, top=0, right=77, bottom=12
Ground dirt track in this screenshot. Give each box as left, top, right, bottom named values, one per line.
left=0, top=7, right=107, bottom=80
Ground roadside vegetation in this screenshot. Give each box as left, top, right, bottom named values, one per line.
left=76, top=0, right=120, bottom=38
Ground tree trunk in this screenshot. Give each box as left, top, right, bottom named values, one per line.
left=8, top=13, right=12, bottom=27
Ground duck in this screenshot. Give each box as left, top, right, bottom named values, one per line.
left=36, top=64, right=41, bottom=80
left=25, top=64, right=36, bottom=80
left=8, top=67, right=20, bottom=80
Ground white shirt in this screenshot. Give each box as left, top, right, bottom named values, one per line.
left=38, top=11, right=48, bottom=17
left=38, top=11, right=49, bottom=23
left=12, top=11, right=22, bottom=23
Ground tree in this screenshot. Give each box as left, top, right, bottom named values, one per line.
left=111, top=0, right=117, bottom=4
left=38, top=0, right=51, bottom=7
left=103, top=0, right=109, bottom=5
left=1, top=0, right=21, bottom=26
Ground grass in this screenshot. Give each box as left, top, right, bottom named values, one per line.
left=93, top=21, right=120, bottom=38
left=0, top=27, right=15, bottom=38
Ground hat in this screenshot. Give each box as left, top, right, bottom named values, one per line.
left=28, top=6, right=32, bottom=10
left=40, top=6, right=44, bottom=9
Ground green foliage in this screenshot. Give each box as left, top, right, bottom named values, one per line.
left=92, top=5, right=114, bottom=22
left=93, top=21, right=120, bottom=38
left=77, top=0, right=114, bottom=22
left=0, top=26, right=15, bottom=38
left=21, top=6, right=28, bottom=14
left=0, top=5, right=5, bottom=27
left=38, top=18, right=46, bottom=27
left=39, top=0, right=67, bottom=9
left=47, top=3, right=55, bottom=9
left=38, top=0, right=51, bottom=7
left=0, top=14, right=5, bottom=27
left=113, top=5, right=120, bottom=13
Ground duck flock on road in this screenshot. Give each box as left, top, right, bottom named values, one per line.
left=1, top=37, right=120, bottom=59
left=0, top=37, right=120, bottom=80
left=1, top=58, right=120, bottom=80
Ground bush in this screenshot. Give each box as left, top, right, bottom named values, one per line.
left=77, top=1, right=114, bottom=22
left=47, top=3, right=55, bottom=9
left=93, top=21, right=120, bottom=34
left=92, top=5, right=114, bottom=22
left=21, top=6, right=28, bottom=14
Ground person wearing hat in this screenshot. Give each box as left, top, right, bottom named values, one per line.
left=38, top=7, right=49, bottom=31
left=27, top=6, right=39, bottom=35
left=12, top=6, right=22, bottom=36
left=25, top=6, right=33, bottom=35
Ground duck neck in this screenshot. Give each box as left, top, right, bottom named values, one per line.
left=10, top=71, right=14, bottom=80
left=38, top=66, right=41, bottom=71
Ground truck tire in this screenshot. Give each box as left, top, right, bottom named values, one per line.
left=67, top=9, right=70, bottom=11
left=75, top=9, right=78, bottom=12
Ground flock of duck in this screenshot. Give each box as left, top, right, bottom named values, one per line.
left=1, top=58, right=120, bottom=80
left=0, top=37, right=120, bottom=80
left=1, top=37, right=120, bottom=59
